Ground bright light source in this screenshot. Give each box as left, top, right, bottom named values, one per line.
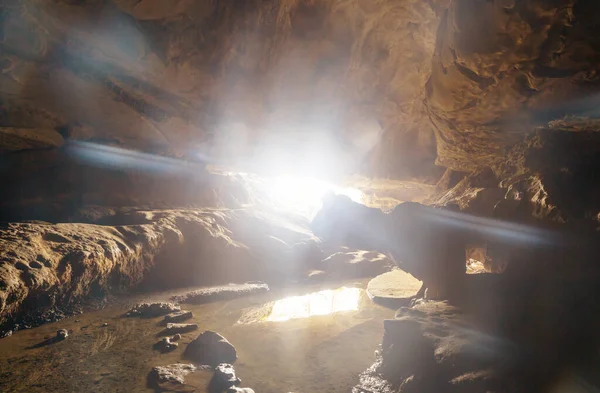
left=266, top=175, right=363, bottom=217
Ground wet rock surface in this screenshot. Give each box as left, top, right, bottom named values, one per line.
left=185, top=331, right=237, bottom=367
left=164, top=311, right=193, bottom=323
left=127, top=303, right=181, bottom=318
left=149, top=364, right=197, bottom=392
left=162, top=323, right=199, bottom=335
left=354, top=301, right=515, bottom=393
left=171, top=283, right=269, bottom=305
left=154, top=337, right=179, bottom=353
left=226, top=388, right=255, bottom=393
left=209, top=363, right=241, bottom=392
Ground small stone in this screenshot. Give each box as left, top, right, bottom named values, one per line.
left=227, top=388, right=255, bottom=393
left=101, top=323, right=108, bottom=327
left=184, top=331, right=237, bottom=366
left=154, top=337, right=179, bottom=353
left=56, top=329, right=69, bottom=340
left=149, top=364, right=196, bottom=392
left=172, top=334, right=182, bottom=342
left=164, top=310, right=193, bottom=323
left=127, top=302, right=181, bottom=318
left=210, top=364, right=241, bottom=392
left=165, top=323, right=199, bottom=334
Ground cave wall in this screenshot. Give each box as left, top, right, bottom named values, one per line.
left=2, top=0, right=600, bottom=216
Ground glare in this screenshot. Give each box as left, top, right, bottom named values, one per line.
left=266, top=287, right=362, bottom=322
left=267, top=175, right=363, bottom=216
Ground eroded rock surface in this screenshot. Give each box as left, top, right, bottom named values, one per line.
left=162, top=323, right=199, bottom=335
left=318, top=251, right=393, bottom=281
left=154, top=337, right=179, bottom=353
left=209, top=364, right=241, bottom=392
left=0, top=207, right=317, bottom=331
left=164, top=311, right=193, bottom=323
left=354, top=301, right=516, bottom=393
left=171, top=282, right=269, bottom=305
left=128, top=303, right=181, bottom=318
left=149, top=364, right=197, bottom=392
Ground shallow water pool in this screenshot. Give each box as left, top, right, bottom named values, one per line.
left=0, top=281, right=392, bottom=393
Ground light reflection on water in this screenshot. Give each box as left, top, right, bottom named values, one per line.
left=239, top=287, right=362, bottom=324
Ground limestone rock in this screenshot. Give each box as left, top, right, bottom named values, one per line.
left=184, top=331, right=237, bottom=367
left=163, top=323, right=199, bottom=335
left=164, top=311, right=193, bottom=323
left=154, top=337, right=179, bottom=353
left=171, top=282, right=269, bottom=305
left=319, top=251, right=393, bottom=280
left=127, top=303, right=181, bottom=318
left=56, top=329, right=69, bottom=340
left=366, top=270, right=422, bottom=308
left=354, top=301, right=512, bottom=392
left=227, top=388, right=255, bottom=393
left=149, top=364, right=197, bottom=392
left=209, top=363, right=241, bottom=392
left=0, top=207, right=316, bottom=331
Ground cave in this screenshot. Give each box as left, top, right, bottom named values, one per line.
left=2, top=0, right=600, bottom=392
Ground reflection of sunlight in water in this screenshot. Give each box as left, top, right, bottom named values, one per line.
left=266, top=287, right=362, bottom=322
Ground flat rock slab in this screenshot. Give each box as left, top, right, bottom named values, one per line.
left=366, top=270, right=422, bottom=308
left=184, top=331, right=237, bottom=367
left=171, top=282, right=269, bottom=304
left=227, top=388, right=255, bottom=393
left=127, top=302, right=181, bottom=318
left=149, top=364, right=197, bottom=392
left=162, top=323, right=199, bottom=335
left=164, top=310, right=193, bottom=323
left=318, top=250, right=393, bottom=280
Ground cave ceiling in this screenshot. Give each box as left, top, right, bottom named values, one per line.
left=1, top=0, right=600, bottom=180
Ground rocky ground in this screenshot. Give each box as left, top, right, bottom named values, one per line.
left=0, top=203, right=396, bottom=336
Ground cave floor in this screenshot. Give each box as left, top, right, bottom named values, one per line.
left=0, top=280, right=392, bottom=393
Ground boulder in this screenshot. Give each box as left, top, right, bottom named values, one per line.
left=354, top=301, right=515, bottom=392
left=149, top=364, right=197, bottom=392
left=209, top=363, right=241, bottom=392
left=184, top=331, right=237, bottom=367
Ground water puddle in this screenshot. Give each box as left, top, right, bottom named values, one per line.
left=0, top=282, right=392, bottom=393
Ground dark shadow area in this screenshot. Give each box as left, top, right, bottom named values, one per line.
left=26, top=335, right=67, bottom=350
